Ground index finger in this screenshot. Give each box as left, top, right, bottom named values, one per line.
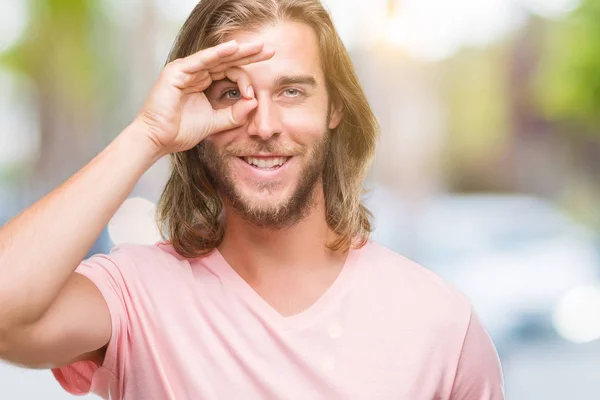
left=209, top=47, right=275, bottom=74
left=180, top=40, right=265, bottom=74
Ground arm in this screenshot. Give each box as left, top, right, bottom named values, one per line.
left=450, top=312, right=505, bottom=400
left=0, top=125, right=161, bottom=368
left=0, top=39, right=271, bottom=369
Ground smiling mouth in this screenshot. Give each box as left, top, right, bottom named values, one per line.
left=241, top=156, right=292, bottom=171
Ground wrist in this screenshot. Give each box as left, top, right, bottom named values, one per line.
left=120, top=120, right=168, bottom=165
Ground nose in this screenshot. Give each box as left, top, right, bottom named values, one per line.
left=246, top=95, right=282, bottom=140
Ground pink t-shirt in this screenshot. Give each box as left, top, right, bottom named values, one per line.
left=52, top=241, right=503, bottom=399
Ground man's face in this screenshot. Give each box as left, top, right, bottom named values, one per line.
left=201, top=21, right=342, bottom=228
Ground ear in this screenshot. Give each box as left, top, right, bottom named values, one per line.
left=328, top=97, right=344, bottom=130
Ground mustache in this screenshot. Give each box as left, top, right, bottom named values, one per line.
left=223, top=142, right=304, bottom=157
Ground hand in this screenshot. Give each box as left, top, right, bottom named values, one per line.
left=135, top=40, right=274, bottom=155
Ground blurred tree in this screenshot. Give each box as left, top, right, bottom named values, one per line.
left=532, top=1, right=600, bottom=227
left=439, top=43, right=514, bottom=192
left=535, top=0, right=600, bottom=137
left=0, top=0, right=114, bottom=196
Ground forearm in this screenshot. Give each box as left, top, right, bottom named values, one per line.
left=0, top=121, right=162, bottom=329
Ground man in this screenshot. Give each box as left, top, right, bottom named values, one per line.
left=0, top=0, right=504, bottom=399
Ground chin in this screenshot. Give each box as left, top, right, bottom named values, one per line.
left=235, top=179, right=292, bottom=200
left=226, top=184, right=312, bottom=229
left=219, top=156, right=323, bottom=228
left=238, top=190, right=291, bottom=212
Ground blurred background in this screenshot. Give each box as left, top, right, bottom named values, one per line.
left=1, top=0, right=600, bottom=398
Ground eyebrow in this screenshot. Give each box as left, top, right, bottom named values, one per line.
left=274, top=75, right=317, bottom=87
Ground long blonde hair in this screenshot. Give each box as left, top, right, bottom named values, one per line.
left=157, top=0, right=379, bottom=258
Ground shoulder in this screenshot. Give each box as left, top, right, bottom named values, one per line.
left=83, top=241, right=194, bottom=281
left=356, top=240, right=473, bottom=328
left=359, top=240, right=470, bottom=303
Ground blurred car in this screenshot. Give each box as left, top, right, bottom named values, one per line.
left=365, top=187, right=600, bottom=352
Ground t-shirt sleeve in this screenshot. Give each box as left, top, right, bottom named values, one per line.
left=51, top=249, right=134, bottom=398
left=450, top=311, right=505, bottom=400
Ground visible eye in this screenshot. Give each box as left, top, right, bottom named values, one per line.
left=283, top=88, right=302, bottom=97
left=221, top=88, right=242, bottom=100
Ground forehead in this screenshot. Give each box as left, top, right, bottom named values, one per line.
left=225, top=21, right=324, bottom=85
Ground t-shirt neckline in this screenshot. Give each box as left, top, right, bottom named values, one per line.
left=205, top=244, right=364, bottom=330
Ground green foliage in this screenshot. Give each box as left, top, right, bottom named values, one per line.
left=441, top=45, right=512, bottom=164
left=0, top=0, right=111, bottom=105
left=535, top=0, right=600, bottom=134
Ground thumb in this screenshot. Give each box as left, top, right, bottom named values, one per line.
left=212, top=98, right=257, bottom=133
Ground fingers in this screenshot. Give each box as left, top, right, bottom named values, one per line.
left=164, top=40, right=274, bottom=94
left=216, top=41, right=270, bottom=67
left=209, top=67, right=253, bottom=99
left=178, top=40, right=239, bottom=74
left=227, top=68, right=254, bottom=99
left=208, top=46, right=276, bottom=73
left=180, top=40, right=268, bottom=74
left=212, top=98, right=258, bottom=134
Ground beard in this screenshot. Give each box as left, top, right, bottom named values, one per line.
left=197, top=132, right=331, bottom=230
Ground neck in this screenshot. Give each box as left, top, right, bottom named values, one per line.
left=218, top=185, right=345, bottom=280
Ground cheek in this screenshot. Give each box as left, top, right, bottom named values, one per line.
left=204, top=129, right=239, bottom=152
left=281, top=108, right=329, bottom=142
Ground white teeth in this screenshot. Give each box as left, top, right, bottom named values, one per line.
left=243, top=156, right=287, bottom=169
